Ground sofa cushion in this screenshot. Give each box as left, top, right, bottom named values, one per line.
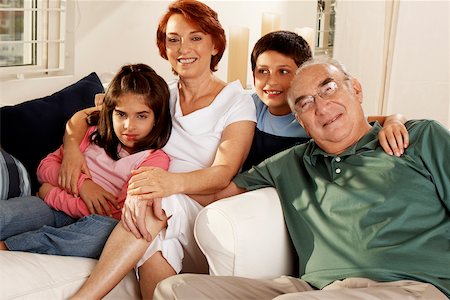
left=0, top=251, right=140, bottom=299
left=0, top=148, right=31, bottom=200
left=0, top=73, right=104, bottom=194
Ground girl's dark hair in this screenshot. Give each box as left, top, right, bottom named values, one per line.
left=87, top=64, right=172, bottom=160
left=156, top=0, right=226, bottom=73
left=251, top=30, right=312, bottom=72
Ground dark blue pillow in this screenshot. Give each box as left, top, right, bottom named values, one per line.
left=0, top=72, right=103, bottom=194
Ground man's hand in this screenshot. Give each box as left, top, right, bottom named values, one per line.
left=79, top=179, right=118, bottom=216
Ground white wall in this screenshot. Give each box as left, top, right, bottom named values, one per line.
left=2, top=0, right=448, bottom=129
left=386, top=1, right=449, bottom=126
left=333, top=1, right=387, bottom=116
left=0, top=0, right=316, bottom=106
left=333, top=0, right=449, bottom=128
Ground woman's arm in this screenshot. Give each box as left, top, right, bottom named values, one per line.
left=123, top=120, right=255, bottom=240
left=368, top=114, right=409, bottom=157
left=127, top=120, right=255, bottom=203
left=58, top=106, right=98, bottom=195
left=189, top=181, right=247, bottom=207
left=129, top=121, right=255, bottom=197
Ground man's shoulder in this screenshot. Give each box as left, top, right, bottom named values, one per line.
left=405, top=119, right=448, bottom=136
left=405, top=119, right=449, bottom=151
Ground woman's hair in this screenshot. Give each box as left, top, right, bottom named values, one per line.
left=156, top=0, right=226, bottom=73
left=250, top=30, right=312, bottom=72
left=87, top=64, right=172, bottom=160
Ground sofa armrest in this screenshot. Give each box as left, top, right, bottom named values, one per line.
left=194, top=187, right=296, bottom=279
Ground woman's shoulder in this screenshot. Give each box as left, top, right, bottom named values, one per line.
left=217, top=81, right=253, bottom=107
left=214, top=82, right=256, bottom=124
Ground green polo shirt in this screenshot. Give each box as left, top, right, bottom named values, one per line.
left=234, top=120, right=450, bottom=296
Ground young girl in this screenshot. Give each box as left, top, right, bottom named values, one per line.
left=37, top=63, right=171, bottom=220
left=0, top=63, right=172, bottom=257
left=243, top=30, right=408, bottom=171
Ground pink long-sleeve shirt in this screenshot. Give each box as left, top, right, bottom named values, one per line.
left=37, top=127, right=169, bottom=220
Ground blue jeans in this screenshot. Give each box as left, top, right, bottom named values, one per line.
left=0, top=196, right=118, bottom=258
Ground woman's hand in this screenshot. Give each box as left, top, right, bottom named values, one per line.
left=127, top=167, right=181, bottom=201
left=378, top=118, right=409, bottom=156
left=58, top=146, right=91, bottom=196
left=58, top=107, right=97, bottom=195
left=79, top=179, right=118, bottom=216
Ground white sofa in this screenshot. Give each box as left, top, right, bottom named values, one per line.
left=195, top=187, right=295, bottom=278
left=0, top=73, right=295, bottom=299
left=0, top=188, right=294, bottom=299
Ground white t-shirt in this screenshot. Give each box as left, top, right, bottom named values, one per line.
left=138, top=80, right=257, bottom=274
left=163, top=80, right=257, bottom=173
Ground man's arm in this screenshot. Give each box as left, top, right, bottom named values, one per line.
left=410, top=120, right=450, bottom=210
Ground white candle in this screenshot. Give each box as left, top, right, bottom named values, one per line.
left=295, top=27, right=316, bottom=54
left=261, top=12, right=281, bottom=36
left=227, top=26, right=249, bottom=88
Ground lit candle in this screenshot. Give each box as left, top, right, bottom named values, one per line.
left=227, top=26, right=250, bottom=88
left=295, top=27, right=315, bottom=53
left=261, top=12, right=281, bottom=36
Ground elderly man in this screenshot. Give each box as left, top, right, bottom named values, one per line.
left=154, top=57, right=450, bottom=299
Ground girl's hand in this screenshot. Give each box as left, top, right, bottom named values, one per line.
left=127, top=167, right=180, bottom=201
left=378, top=119, right=409, bottom=157
left=79, top=179, right=117, bottom=216
left=121, top=195, right=153, bottom=241
left=121, top=196, right=167, bottom=242
left=38, top=182, right=55, bottom=199
left=58, top=146, right=91, bottom=196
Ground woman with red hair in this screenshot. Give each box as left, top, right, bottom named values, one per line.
left=67, top=1, right=255, bottom=298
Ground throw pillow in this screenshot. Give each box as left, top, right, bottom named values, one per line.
left=0, top=72, right=104, bottom=194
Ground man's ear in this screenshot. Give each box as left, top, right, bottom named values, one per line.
left=296, top=114, right=308, bottom=135
left=351, top=78, right=363, bottom=103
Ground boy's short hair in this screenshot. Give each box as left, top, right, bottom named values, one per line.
left=251, top=30, right=312, bottom=72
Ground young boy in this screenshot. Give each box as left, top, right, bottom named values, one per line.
left=243, top=30, right=407, bottom=171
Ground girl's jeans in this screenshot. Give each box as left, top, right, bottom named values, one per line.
left=0, top=196, right=118, bottom=258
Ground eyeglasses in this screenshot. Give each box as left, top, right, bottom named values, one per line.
left=293, top=78, right=349, bottom=115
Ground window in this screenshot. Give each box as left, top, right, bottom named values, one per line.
left=0, top=0, right=69, bottom=79
left=316, top=0, right=336, bottom=57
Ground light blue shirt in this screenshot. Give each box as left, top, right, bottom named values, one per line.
left=252, top=93, right=308, bottom=138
